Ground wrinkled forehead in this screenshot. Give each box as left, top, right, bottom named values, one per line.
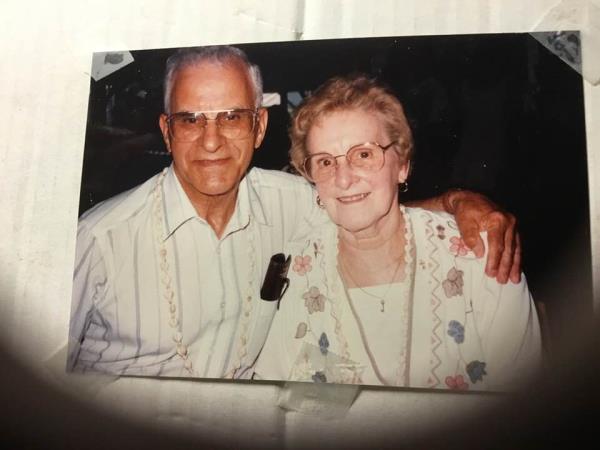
left=170, top=59, right=255, bottom=110
left=307, top=108, right=390, bottom=147
left=313, top=106, right=388, bottom=130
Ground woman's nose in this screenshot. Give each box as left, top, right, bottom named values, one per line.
left=334, top=158, right=357, bottom=189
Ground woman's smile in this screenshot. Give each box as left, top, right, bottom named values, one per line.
left=337, top=192, right=370, bottom=203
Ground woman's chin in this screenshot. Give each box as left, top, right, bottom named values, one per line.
left=335, top=219, right=374, bottom=235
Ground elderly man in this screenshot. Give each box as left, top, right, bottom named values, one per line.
left=68, top=45, right=520, bottom=379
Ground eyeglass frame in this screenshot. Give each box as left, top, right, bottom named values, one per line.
left=165, top=108, right=260, bottom=142
left=302, top=141, right=399, bottom=183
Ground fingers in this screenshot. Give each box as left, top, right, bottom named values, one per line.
left=509, top=233, right=522, bottom=284
left=495, top=218, right=516, bottom=284
left=453, top=198, right=523, bottom=285
left=456, top=217, right=485, bottom=257
left=467, top=234, right=485, bottom=258
left=484, top=218, right=504, bottom=280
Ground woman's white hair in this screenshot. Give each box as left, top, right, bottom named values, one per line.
left=163, top=45, right=263, bottom=113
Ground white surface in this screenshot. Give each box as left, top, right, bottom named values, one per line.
left=1, top=0, right=597, bottom=447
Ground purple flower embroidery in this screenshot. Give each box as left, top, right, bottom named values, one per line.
left=442, top=267, right=464, bottom=298
left=292, top=255, right=312, bottom=275
left=436, top=224, right=446, bottom=240
left=319, top=332, right=329, bottom=355
left=312, top=371, right=327, bottom=383
left=447, top=320, right=465, bottom=344
left=466, top=360, right=487, bottom=383
left=303, top=286, right=326, bottom=314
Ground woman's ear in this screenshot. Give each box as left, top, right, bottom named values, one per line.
left=398, top=160, right=410, bottom=183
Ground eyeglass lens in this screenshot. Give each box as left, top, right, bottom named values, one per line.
left=305, top=143, right=386, bottom=181
left=170, top=110, right=255, bottom=141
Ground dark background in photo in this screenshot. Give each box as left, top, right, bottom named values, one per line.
left=78, top=33, right=592, bottom=355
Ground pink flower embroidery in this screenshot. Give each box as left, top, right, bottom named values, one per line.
left=303, top=286, right=326, bottom=314
left=449, top=236, right=469, bottom=257
left=293, top=255, right=313, bottom=275
left=445, top=375, right=469, bottom=390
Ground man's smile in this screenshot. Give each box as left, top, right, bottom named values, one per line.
left=194, top=158, right=231, bottom=167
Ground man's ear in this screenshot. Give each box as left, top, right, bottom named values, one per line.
left=159, top=114, right=171, bottom=153
left=398, top=160, right=410, bottom=183
left=253, top=107, right=269, bottom=149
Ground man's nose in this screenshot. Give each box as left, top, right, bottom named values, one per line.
left=200, top=120, right=223, bottom=152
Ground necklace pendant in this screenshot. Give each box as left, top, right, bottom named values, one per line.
left=380, top=300, right=385, bottom=313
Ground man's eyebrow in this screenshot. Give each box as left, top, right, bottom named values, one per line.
left=172, top=107, right=253, bottom=114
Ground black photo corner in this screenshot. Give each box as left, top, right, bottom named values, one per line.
left=2, top=33, right=598, bottom=449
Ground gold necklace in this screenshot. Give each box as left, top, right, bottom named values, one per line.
left=332, top=205, right=414, bottom=386
left=338, top=215, right=409, bottom=313
left=339, top=255, right=404, bottom=313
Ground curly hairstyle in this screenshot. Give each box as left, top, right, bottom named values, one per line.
left=289, top=74, right=413, bottom=177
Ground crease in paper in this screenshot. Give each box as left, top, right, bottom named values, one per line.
left=233, top=0, right=306, bottom=39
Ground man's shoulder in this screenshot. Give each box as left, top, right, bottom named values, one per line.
left=246, top=167, right=313, bottom=193
left=78, top=172, right=160, bottom=236
left=245, top=168, right=324, bottom=235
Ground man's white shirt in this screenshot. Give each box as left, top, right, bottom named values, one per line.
left=68, top=165, right=322, bottom=378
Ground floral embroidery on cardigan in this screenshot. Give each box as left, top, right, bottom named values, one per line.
left=466, top=360, right=487, bottom=383
left=445, top=374, right=469, bottom=390
left=447, top=320, right=465, bottom=344
left=287, top=209, right=495, bottom=390
left=436, top=224, right=446, bottom=240
left=312, top=370, right=327, bottom=383
left=293, top=255, right=312, bottom=275
left=303, top=286, right=326, bottom=314
left=449, top=236, right=470, bottom=257
left=319, top=332, right=330, bottom=355
left=295, top=322, right=308, bottom=338
left=442, top=267, right=464, bottom=297
left=424, top=212, right=443, bottom=388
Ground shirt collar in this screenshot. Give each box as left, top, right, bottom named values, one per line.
left=161, top=164, right=269, bottom=240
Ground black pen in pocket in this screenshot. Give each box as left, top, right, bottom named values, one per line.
left=260, top=253, right=291, bottom=309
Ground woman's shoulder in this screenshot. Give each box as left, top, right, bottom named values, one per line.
left=404, top=206, right=455, bottom=229
left=284, top=215, right=337, bottom=249
left=404, top=206, right=484, bottom=264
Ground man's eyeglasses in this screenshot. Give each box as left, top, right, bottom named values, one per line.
left=166, top=109, right=258, bottom=142
left=303, top=141, right=398, bottom=183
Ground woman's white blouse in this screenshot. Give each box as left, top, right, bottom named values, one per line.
left=254, top=207, right=542, bottom=391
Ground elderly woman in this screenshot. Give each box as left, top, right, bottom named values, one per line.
left=254, top=75, right=541, bottom=390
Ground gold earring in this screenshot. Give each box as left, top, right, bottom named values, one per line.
left=316, top=195, right=325, bottom=208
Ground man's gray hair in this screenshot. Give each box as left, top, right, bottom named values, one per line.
left=163, top=45, right=263, bottom=113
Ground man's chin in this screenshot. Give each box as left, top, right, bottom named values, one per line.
left=190, top=178, right=241, bottom=198
left=175, top=166, right=244, bottom=199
